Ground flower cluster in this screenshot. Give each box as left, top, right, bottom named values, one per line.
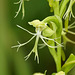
left=13, top=0, right=75, bottom=74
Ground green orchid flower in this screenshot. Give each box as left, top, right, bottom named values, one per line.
left=12, top=20, right=61, bottom=63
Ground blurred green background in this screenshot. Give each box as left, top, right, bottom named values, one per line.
left=0, top=0, right=75, bottom=75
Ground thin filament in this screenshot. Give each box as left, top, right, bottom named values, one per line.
left=40, top=36, right=58, bottom=48
left=14, top=0, right=23, bottom=18
left=17, top=25, right=35, bottom=35
left=68, top=26, right=75, bottom=29
left=11, top=35, right=36, bottom=48
left=68, top=21, right=75, bottom=29
left=38, top=43, right=46, bottom=49
left=14, top=0, right=21, bottom=4
left=41, top=35, right=63, bottom=47
left=67, top=30, right=75, bottom=35
left=24, top=50, right=33, bottom=61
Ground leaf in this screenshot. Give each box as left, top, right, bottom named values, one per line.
left=61, top=54, right=75, bottom=74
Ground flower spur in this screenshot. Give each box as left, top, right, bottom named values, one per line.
left=12, top=20, right=62, bottom=63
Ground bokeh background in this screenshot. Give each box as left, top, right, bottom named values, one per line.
left=0, top=0, right=75, bottom=75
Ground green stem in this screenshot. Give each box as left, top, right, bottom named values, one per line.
left=64, top=15, right=69, bottom=32
left=43, top=16, right=62, bottom=72
left=51, top=21, right=62, bottom=72
left=22, top=0, right=25, bottom=19
left=53, top=0, right=59, bottom=16
left=56, top=38, right=61, bottom=72
left=48, top=38, right=57, bottom=65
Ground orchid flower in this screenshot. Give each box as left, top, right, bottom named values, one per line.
left=12, top=20, right=62, bottom=63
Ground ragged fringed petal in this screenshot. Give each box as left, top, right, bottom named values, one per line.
left=63, top=21, right=75, bottom=44
left=14, top=0, right=23, bottom=18
left=63, top=0, right=75, bottom=19
left=25, top=34, right=40, bottom=63
left=14, top=0, right=30, bottom=18
left=32, top=35, right=40, bottom=63
left=68, top=22, right=75, bottom=29
left=32, top=45, right=39, bottom=63
left=62, top=31, right=75, bottom=49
